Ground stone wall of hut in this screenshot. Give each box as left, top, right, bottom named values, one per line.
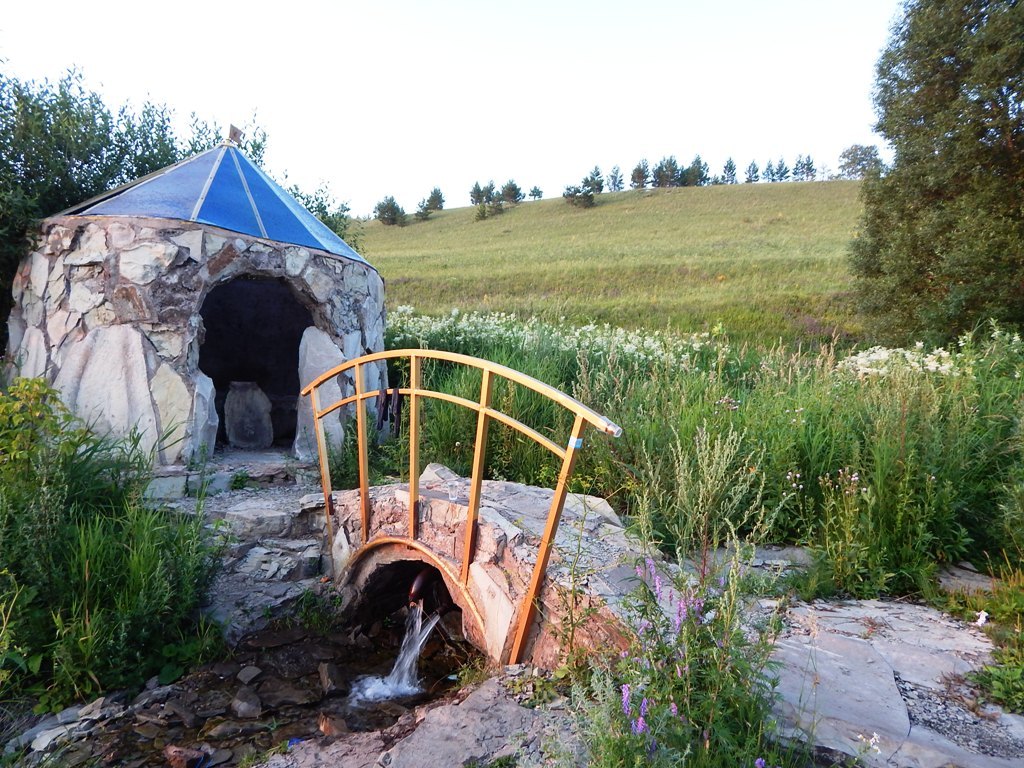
left=5, top=216, right=386, bottom=465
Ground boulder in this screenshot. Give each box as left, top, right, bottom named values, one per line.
left=294, top=327, right=347, bottom=462
left=225, top=381, right=274, bottom=449
left=53, top=325, right=160, bottom=456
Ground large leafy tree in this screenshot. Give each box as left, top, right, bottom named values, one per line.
left=0, top=71, right=181, bottom=349
left=851, top=0, right=1024, bottom=343
left=837, top=144, right=882, bottom=179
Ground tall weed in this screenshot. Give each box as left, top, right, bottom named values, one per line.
left=387, top=310, right=1024, bottom=593
left=580, top=551, right=788, bottom=767
left=0, top=379, right=220, bottom=708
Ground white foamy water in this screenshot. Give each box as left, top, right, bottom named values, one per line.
left=348, top=603, right=441, bottom=704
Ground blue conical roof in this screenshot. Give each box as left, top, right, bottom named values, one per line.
left=62, top=143, right=371, bottom=269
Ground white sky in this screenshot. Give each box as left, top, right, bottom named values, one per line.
left=1, top=0, right=902, bottom=217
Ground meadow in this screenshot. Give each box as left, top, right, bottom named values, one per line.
left=377, top=307, right=1024, bottom=765
left=4, top=181, right=1022, bottom=766
left=360, top=181, right=864, bottom=346
left=352, top=185, right=1023, bottom=764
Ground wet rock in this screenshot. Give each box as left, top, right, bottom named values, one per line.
left=210, top=660, right=241, bottom=678
left=30, top=724, right=72, bottom=752
left=202, top=719, right=270, bottom=739
left=133, top=722, right=163, bottom=740
left=318, top=662, right=346, bottom=695
left=163, top=743, right=208, bottom=768
left=193, top=690, right=231, bottom=719
left=230, top=686, right=263, bottom=719
left=317, top=712, right=349, bottom=737
left=242, top=627, right=309, bottom=649
left=165, top=698, right=201, bottom=729
left=56, top=705, right=82, bottom=725
left=237, top=665, right=262, bottom=685
left=258, top=677, right=320, bottom=708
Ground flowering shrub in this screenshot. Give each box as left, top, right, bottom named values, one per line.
left=386, top=309, right=1024, bottom=578
left=582, top=555, right=788, bottom=767
left=837, top=343, right=959, bottom=377
left=387, top=305, right=732, bottom=375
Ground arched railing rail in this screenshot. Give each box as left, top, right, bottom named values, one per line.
left=301, top=348, right=622, bottom=663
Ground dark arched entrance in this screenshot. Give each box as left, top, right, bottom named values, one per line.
left=198, top=276, right=313, bottom=447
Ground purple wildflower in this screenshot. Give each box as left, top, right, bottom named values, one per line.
left=640, top=697, right=649, bottom=717
left=755, top=759, right=766, bottom=768
left=669, top=702, right=678, bottom=717
left=621, top=683, right=631, bottom=715
left=631, top=716, right=647, bottom=735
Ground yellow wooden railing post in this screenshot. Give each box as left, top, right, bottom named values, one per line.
left=408, top=354, right=422, bottom=540
left=462, top=368, right=494, bottom=583
left=309, top=384, right=336, bottom=558
left=509, top=414, right=587, bottom=664
left=354, top=360, right=370, bottom=544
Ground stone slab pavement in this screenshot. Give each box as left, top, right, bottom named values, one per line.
left=771, top=598, right=1024, bottom=767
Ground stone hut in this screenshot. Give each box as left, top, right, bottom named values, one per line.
left=5, top=142, right=386, bottom=466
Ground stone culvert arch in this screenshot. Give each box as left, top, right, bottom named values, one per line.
left=4, top=142, right=386, bottom=466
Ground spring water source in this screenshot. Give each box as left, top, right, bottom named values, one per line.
left=348, top=603, right=442, bottom=703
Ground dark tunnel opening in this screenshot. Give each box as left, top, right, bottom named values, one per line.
left=198, top=276, right=313, bottom=447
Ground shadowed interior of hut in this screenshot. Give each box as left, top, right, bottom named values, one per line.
left=198, top=276, right=313, bottom=449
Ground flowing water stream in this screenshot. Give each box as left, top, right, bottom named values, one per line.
left=348, top=603, right=443, bottom=703
left=26, top=606, right=473, bottom=766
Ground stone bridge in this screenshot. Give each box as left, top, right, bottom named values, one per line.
left=324, top=464, right=642, bottom=667
left=302, top=349, right=644, bottom=666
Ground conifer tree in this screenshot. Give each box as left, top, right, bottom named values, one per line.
left=426, top=187, right=444, bottom=210
left=775, top=157, right=791, bottom=182
left=608, top=166, right=624, bottom=192
left=630, top=159, right=649, bottom=189
left=722, top=158, right=737, bottom=184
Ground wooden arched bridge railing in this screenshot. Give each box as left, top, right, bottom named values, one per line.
left=301, top=349, right=622, bottom=663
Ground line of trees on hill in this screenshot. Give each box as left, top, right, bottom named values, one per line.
left=373, top=145, right=882, bottom=224
left=561, top=151, right=868, bottom=207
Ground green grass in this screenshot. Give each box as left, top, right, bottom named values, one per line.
left=361, top=181, right=864, bottom=346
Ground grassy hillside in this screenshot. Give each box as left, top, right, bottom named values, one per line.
left=359, top=181, right=864, bottom=346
